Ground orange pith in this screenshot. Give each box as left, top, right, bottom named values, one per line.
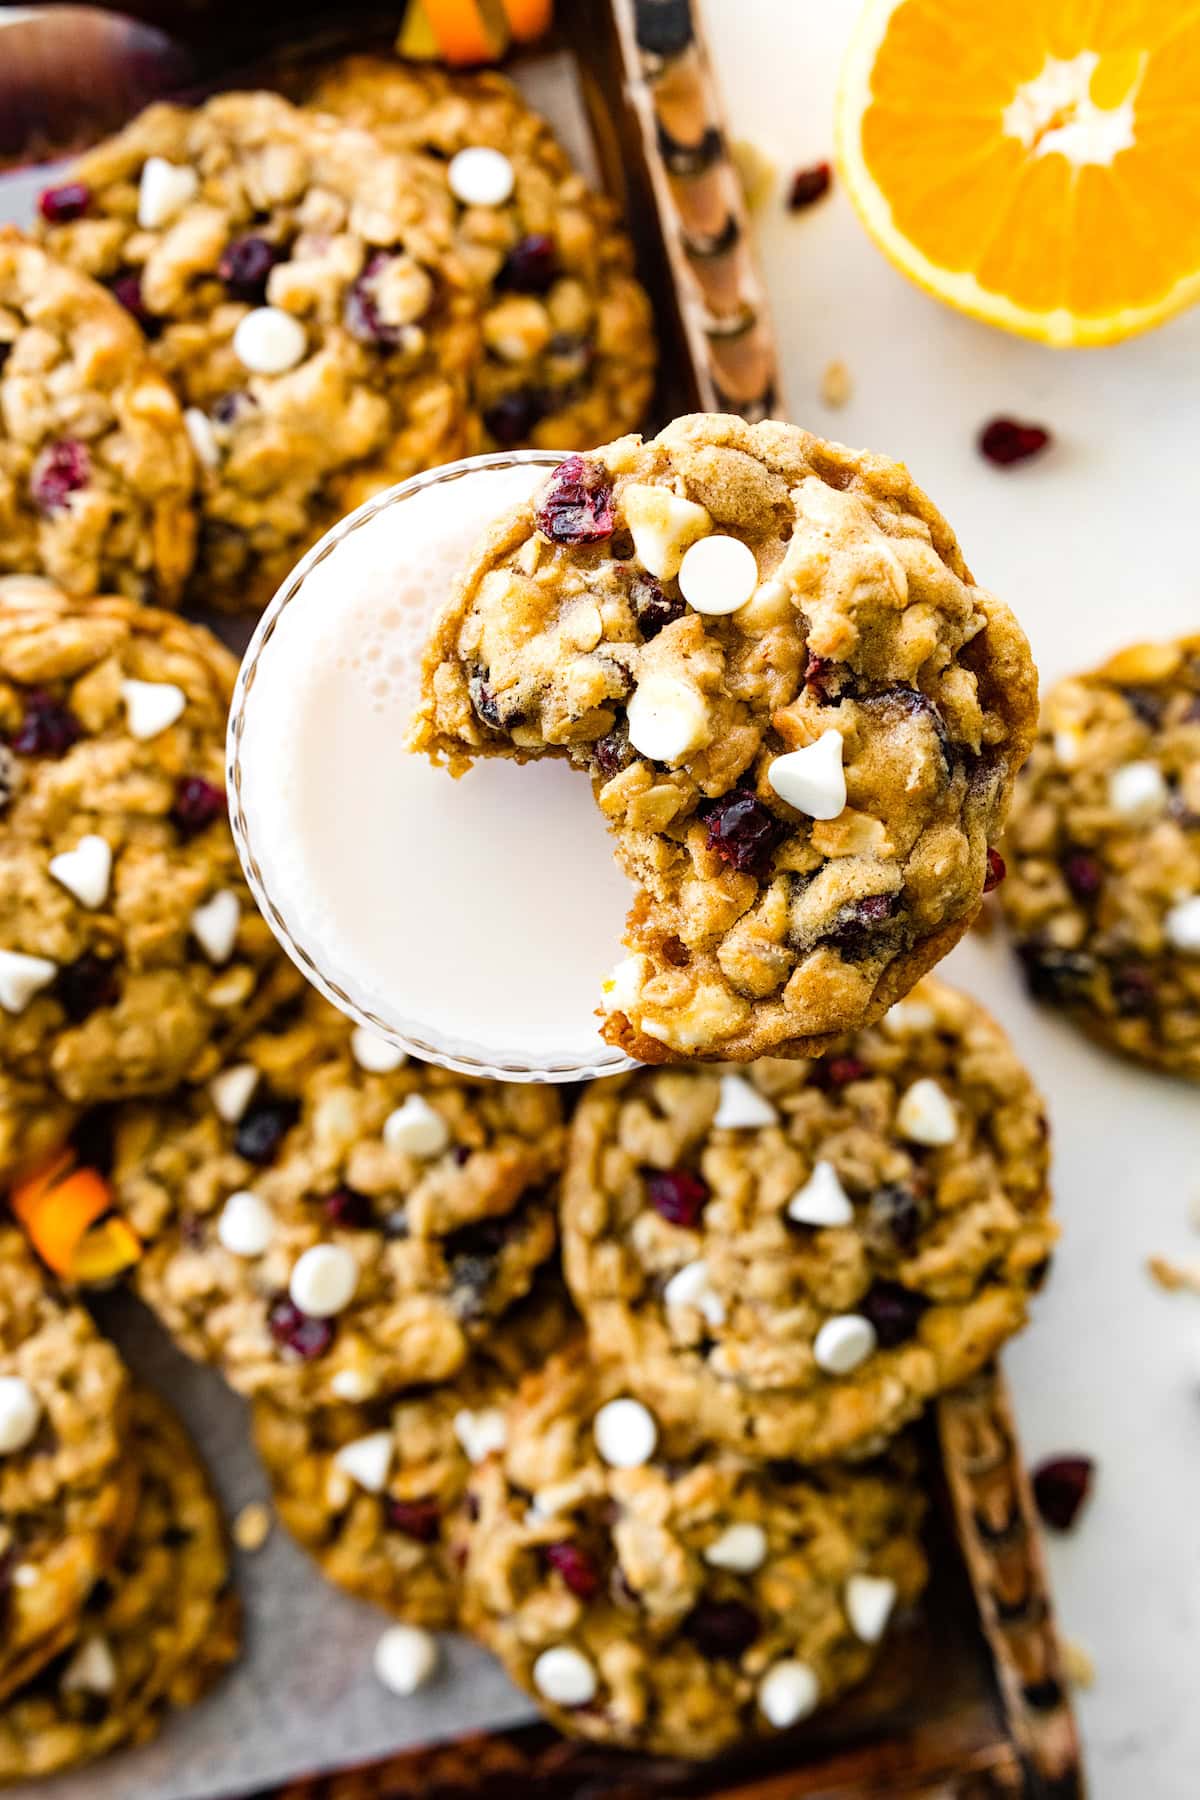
left=837, top=0, right=1200, bottom=345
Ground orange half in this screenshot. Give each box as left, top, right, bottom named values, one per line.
left=836, top=0, right=1200, bottom=345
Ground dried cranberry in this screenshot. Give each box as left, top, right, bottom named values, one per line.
left=787, top=162, right=832, bottom=211
left=54, top=953, right=118, bottom=1023
left=172, top=776, right=226, bottom=834
left=344, top=252, right=422, bottom=348
left=219, top=235, right=282, bottom=304
left=534, top=456, right=614, bottom=545
left=861, top=1279, right=928, bottom=1348
left=984, top=848, right=1006, bottom=893
left=234, top=1096, right=300, bottom=1164
left=543, top=1541, right=601, bottom=1600
left=1110, top=962, right=1156, bottom=1018
left=211, top=391, right=249, bottom=425
left=1062, top=851, right=1102, bottom=902
left=468, top=674, right=518, bottom=732
left=593, top=722, right=634, bottom=780
left=38, top=181, right=91, bottom=223
left=683, top=1599, right=760, bottom=1660
left=267, top=1298, right=334, bottom=1360
left=30, top=440, right=90, bottom=514
left=824, top=893, right=900, bottom=961
left=483, top=389, right=545, bottom=447
left=645, top=1167, right=709, bottom=1228
left=109, top=272, right=156, bottom=331
left=1121, top=687, right=1165, bottom=730
left=630, top=574, right=686, bottom=640
left=324, top=1187, right=373, bottom=1230
left=1032, top=1455, right=1094, bottom=1532
left=702, top=790, right=787, bottom=879
left=978, top=418, right=1051, bottom=468
left=497, top=233, right=559, bottom=294
left=1018, top=945, right=1095, bottom=1007
left=865, top=1184, right=926, bottom=1255
left=804, top=653, right=840, bottom=702
left=9, top=690, right=81, bottom=757
left=824, top=1055, right=867, bottom=1087
left=386, top=1497, right=442, bottom=1543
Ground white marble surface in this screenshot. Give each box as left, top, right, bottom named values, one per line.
left=706, top=5, right=1200, bottom=1794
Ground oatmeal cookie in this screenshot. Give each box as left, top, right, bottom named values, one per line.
left=305, top=57, right=656, bottom=452
left=0, top=1226, right=132, bottom=1703
left=0, top=231, right=196, bottom=606
left=0, top=1387, right=239, bottom=1782
left=0, top=580, right=286, bottom=1181
left=253, top=1279, right=573, bottom=1626
left=412, top=415, right=1037, bottom=1062
left=462, top=1345, right=927, bottom=1758
left=1000, top=635, right=1200, bottom=1079
left=561, top=978, right=1054, bottom=1461
left=39, top=91, right=479, bottom=611
left=111, top=992, right=564, bottom=1406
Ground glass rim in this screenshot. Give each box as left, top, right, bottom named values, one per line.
left=226, top=450, right=639, bottom=1085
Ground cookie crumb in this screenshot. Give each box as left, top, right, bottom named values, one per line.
left=820, top=360, right=852, bottom=409
left=731, top=140, right=776, bottom=212
left=1062, top=1637, right=1095, bottom=1689
left=233, top=1501, right=272, bottom=1552
left=1147, top=1254, right=1200, bottom=1295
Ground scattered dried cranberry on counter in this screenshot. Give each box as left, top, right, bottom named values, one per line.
left=645, top=1167, right=709, bottom=1228
left=534, top=455, right=614, bottom=545
left=978, top=417, right=1051, bottom=467
left=1032, top=1455, right=1095, bottom=1531
left=787, top=162, right=832, bottom=211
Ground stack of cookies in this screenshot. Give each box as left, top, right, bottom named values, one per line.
left=16, top=59, right=656, bottom=616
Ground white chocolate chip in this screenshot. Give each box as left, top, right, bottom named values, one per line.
left=190, top=889, right=241, bottom=965
left=663, top=1258, right=726, bottom=1327
left=0, top=1378, right=41, bottom=1454
left=844, top=1572, right=897, bottom=1643
left=60, top=1635, right=118, bottom=1697
left=289, top=1244, right=358, bottom=1318
left=447, top=145, right=515, bottom=207
left=10, top=1565, right=37, bottom=1589
left=351, top=1027, right=408, bottom=1073
left=813, top=1313, right=877, bottom=1375
left=1165, top=895, right=1200, bottom=954
left=769, top=729, right=846, bottom=819
left=48, top=834, right=111, bottom=910
left=137, top=156, right=198, bottom=228
left=233, top=306, right=307, bottom=375
left=896, top=1077, right=957, bottom=1146
left=758, top=1658, right=820, bottom=1728
left=1053, top=728, right=1085, bottom=770
left=330, top=1367, right=372, bottom=1402
left=678, top=533, right=758, bottom=616
left=452, top=1406, right=507, bottom=1464
left=704, top=1521, right=767, bottom=1573
left=383, top=1095, right=450, bottom=1158
left=602, top=953, right=649, bottom=1015
left=1108, top=760, right=1167, bottom=821
left=121, top=678, right=185, bottom=740
left=373, top=1623, right=438, bottom=1696
left=334, top=1430, right=393, bottom=1494
left=713, top=1073, right=777, bottom=1130
left=593, top=1397, right=658, bottom=1469
left=532, top=1645, right=597, bottom=1708
left=621, top=483, right=712, bottom=579
left=0, top=948, right=57, bottom=1014
left=184, top=407, right=221, bottom=469
left=216, top=1190, right=274, bottom=1258
left=626, top=671, right=708, bottom=765
left=883, top=999, right=937, bottom=1036
left=787, top=1160, right=853, bottom=1228
left=209, top=1062, right=259, bottom=1123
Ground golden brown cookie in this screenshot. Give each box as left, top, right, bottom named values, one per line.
left=561, top=978, right=1055, bottom=1461
left=0, top=1387, right=238, bottom=1783
left=40, top=91, right=480, bottom=610
left=306, top=57, right=656, bottom=453
left=462, top=1345, right=927, bottom=1758
left=253, top=1279, right=573, bottom=1626
left=0, top=230, right=196, bottom=605
left=111, top=990, right=564, bottom=1406
left=0, top=581, right=289, bottom=1181
left=412, top=415, right=1037, bottom=1062
left=1000, top=634, right=1200, bottom=1078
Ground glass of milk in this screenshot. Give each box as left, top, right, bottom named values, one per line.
left=227, top=452, right=637, bottom=1083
